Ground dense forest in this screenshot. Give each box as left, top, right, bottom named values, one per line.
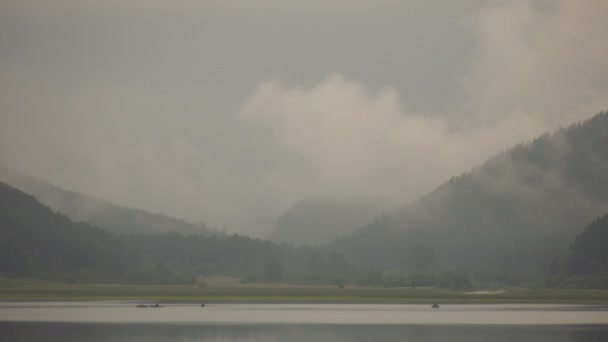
left=2, top=111, right=608, bottom=289
left=0, top=167, right=223, bottom=236
left=0, top=182, right=130, bottom=282
left=567, top=214, right=608, bottom=276
left=334, top=111, right=608, bottom=278
left=542, top=214, right=608, bottom=289
left=1, top=175, right=608, bottom=288
left=0, top=181, right=361, bottom=285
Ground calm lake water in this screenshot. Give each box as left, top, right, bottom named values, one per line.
left=1, top=302, right=608, bottom=341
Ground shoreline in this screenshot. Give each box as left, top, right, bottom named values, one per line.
left=3, top=277, right=608, bottom=304
left=3, top=294, right=608, bottom=305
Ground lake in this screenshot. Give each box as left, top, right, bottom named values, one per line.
left=1, top=302, right=608, bottom=341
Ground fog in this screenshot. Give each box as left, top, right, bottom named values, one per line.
left=1, top=0, right=607, bottom=234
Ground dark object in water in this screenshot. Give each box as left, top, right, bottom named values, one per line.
left=150, top=303, right=163, bottom=308
left=136, top=304, right=148, bottom=308
left=201, top=304, right=206, bottom=307
left=432, top=303, right=440, bottom=308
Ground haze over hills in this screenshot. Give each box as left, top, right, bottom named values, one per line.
left=335, top=111, right=608, bottom=274
left=267, top=197, right=381, bottom=245
left=0, top=168, right=223, bottom=237
left=0, top=181, right=129, bottom=280
left=0, top=179, right=358, bottom=284
left=1, top=0, right=608, bottom=295
left=1, top=112, right=608, bottom=288
left=566, top=214, right=608, bottom=278
left=2, top=0, right=607, bottom=238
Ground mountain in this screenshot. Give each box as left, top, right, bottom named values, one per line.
left=0, top=169, right=223, bottom=236
left=0, top=179, right=360, bottom=285
left=565, top=213, right=608, bottom=277
left=267, top=197, right=381, bottom=245
left=0, top=181, right=130, bottom=281
left=0, top=180, right=293, bottom=284
left=542, top=213, right=608, bottom=289
left=335, top=111, right=608, bottom=274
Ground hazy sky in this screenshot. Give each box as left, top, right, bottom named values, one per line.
left=1, top=0, right=607, bottom=234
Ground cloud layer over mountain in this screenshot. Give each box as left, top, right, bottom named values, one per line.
left=1, top=0, right=606, bottom=233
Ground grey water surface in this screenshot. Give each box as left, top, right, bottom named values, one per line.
left=1, top=302, right=608, bottom=341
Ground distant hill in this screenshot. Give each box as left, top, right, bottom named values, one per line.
left=0, top=180, right=302, bottom=284
left=267, top=197, right=381, bottom=245
left=0, top=181, right=130, bottom=281
left=336, top=111, right=608, bottom=274
left=0, top=169, right=223, bottom=236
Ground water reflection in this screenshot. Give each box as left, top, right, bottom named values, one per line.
left=2, top=303, right=608, bottom=325
left=2, top=322, right=608, bottom=342
left=2, top=303, right=608, bottom=341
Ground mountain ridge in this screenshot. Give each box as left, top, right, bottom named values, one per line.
left=0, top=168, right=224, bottom=237
left=335, top=111, right=608, bottom=273
left=266, top=197, right=382, bottom=246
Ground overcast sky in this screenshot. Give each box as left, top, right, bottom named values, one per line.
left=1, top=0, right=607, bottom=234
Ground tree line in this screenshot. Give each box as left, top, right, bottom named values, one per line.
left=2, top=175, right=608, bottom=288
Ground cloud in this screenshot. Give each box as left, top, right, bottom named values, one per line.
left=236, top=74, right=554, bottom=212
left=239, top=75, right=443, bottom=201
left=460, top=0, right=608, bottom=126
left=0, top=0, right=606, bottom=235
left=234, top=0, right=608, bottom=224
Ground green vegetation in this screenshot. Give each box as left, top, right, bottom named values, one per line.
left=0, top=181, right=360, bottom=285
left=336, top=111, right=608, bottom=275
left=2, top=111, right=608, bottom=292
left=3, top=277, right=608, bottom=304
left=567, top=214, right=608, bottom=276
left=543, top=214, right=608, bottom=289
left=0, top=182, right=131, bottom=282
left=0, top=166, right=223, bottom=236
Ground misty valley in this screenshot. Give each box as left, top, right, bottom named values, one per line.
left=2, top=112, right=608, bottom=290
left=2, top=1, right=608, bottom=338
left=2, top=112, right=608, bottom=341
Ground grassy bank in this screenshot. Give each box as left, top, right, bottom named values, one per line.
left=2, top=277, right=608, bottom=304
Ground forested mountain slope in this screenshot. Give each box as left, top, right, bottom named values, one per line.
left=0, top=181, right=130, bottom=281
left=267, top=197, right=381, bottom=245
left=566, top=214, right=608, bottom=277
left=0, top=181, right=358, bottom=284
left=0, top=169, right=222, bottom=236
left=336, top=111, right=608, bottom=273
